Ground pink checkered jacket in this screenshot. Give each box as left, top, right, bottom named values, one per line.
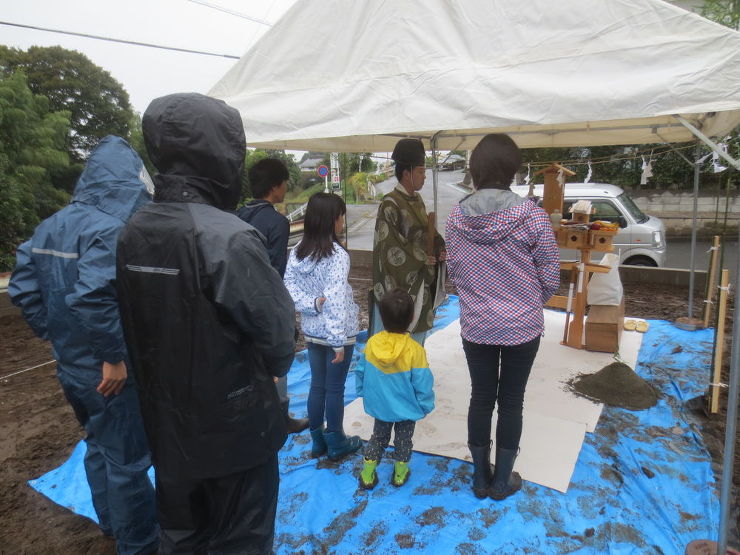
left=445, top=189, right=560, bottom=345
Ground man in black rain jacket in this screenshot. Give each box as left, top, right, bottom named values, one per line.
left=116, top=93, right=296, bottom=554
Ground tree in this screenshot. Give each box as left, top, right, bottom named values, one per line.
left=0, top=45, right=134, bottom=163
left=336, top=152, right=376, bottom=183
left=240, top=149, right=303, bottom=201
left=700, top=0, right=739, bottom=29
left=0, top=71, right=71, bottom=270
left=128, top=113, right=155, bottom=176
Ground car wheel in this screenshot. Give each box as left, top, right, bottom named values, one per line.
left=624, top=256, right=657, bottom=267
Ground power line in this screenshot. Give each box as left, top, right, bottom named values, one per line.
left=0, top=20, right=241, bottom=59
left=186, top=0, right=273, bottom=26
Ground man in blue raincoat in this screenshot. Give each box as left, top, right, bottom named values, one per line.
left=9, top=136, right=159, bottom=555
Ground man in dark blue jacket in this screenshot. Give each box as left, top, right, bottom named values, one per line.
left=9, top=136, right=159, bottom=555
left=238, top=158, right=291, bottom=276
left=238, top=158, right=308, bottom=434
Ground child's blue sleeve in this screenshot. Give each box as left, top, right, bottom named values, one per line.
left=411, top=351, right=435, bottom=415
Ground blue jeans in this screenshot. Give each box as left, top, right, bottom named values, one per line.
left=306, top=344, right=354, bottom=433
left=462, top=336, right=541, bottom=450
left=58, top=366, right=159, bottom=555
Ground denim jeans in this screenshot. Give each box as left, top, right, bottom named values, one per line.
left=462, top=336, right=541, bottom=450
left=306, top=343, right=355, bottom=433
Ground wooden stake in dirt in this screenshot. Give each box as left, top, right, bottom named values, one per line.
left=709, top=268, right=730, bottom=414
left=702, top=235, right=721, bottom=329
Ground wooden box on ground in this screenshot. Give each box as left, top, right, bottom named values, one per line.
left=585, top=301, right=624, bottom=353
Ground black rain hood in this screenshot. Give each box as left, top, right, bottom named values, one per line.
left=142, top=93, right=246, bottom=211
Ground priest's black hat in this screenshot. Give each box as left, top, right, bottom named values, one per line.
left=391, top=138, right=426, bottom=167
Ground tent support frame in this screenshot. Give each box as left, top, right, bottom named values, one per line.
left=672, top=115, right=739, bottom=553
left=431, top=131, right=443, bottom=226
left=675, top=115, right=740, bottom=170
left=687, top=143, right=701, bottom=319
left=718, top=229, right=739, bottom=553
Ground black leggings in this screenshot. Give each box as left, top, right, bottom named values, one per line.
left=463, top=336, right=540, bottom=450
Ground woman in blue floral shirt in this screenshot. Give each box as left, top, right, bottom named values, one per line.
left=284, top=192, right=362, bottom=461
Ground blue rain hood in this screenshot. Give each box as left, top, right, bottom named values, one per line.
left=72, top=135, right=151, bottom=221
left=9, top=135, right=151, bottom=371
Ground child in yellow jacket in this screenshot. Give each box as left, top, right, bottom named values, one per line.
left=356, top=288, right=435, bottom=488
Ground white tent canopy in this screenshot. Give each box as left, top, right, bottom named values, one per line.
left=209, top=0, right=740, bottom=153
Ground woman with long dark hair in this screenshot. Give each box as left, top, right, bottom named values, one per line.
left=445, top=134, right=560, bottom=500
left=284, top=193, right=362, bottom=460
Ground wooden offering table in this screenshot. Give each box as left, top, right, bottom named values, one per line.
left=546, top=223, right=619, bottom=349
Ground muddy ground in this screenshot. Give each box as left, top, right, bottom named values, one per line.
left=0, top=254, right=737, bottom=553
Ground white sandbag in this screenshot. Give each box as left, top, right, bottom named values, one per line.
left=588, top=253, right=623, bottom=305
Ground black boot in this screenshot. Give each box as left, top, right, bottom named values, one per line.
left=282, top=401, right=309, bottom=434
left=468, top=442, right=495, bottom=499
left=489, top=446, right=522, bottom=500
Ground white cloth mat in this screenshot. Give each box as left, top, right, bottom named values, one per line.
left=344, top=309, right=644, bottom=492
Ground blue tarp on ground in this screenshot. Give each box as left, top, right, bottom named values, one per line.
left=31, top=297, right=720, bottom=553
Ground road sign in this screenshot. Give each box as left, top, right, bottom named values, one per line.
left=317, top=165, right=329, bottom=177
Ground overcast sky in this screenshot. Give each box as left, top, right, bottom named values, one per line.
left=1, top=0, right=299, bottom=115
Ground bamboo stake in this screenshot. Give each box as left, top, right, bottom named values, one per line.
left=709, top=269, right=730, bottom=414
left=702, top=236, right=721, bottom=329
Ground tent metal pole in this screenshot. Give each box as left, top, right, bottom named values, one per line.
left=675, top=115, right=740, bottom=171
left=431, top=132, right=442, bottom=230
left=718, top=224, right=739, bottom=554
left=687, top=144, right=701, bottom=319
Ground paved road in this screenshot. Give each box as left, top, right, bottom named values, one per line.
left=664, top=238, right=738, bottom=283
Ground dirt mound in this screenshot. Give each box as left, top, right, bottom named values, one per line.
left=570, top=362, right=658, bottom=410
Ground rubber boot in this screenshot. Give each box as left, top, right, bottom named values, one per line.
left=310, top=426, right=328, bottom=458
left=282, top=401, right=309, bottom=434
left=489, top=446, right=522, bottom=500
left=359, top=459, right=379, bottom=490
left=323, top=430, right=362, bottom=461
left=391, top=461, right=411, bottom=487
left=468, top=442, right=495, bottom=499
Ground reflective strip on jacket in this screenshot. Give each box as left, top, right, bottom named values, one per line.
left=9, top=136, right=150, bottom=371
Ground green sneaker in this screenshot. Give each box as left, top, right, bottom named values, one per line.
left=392, top=461, right=411, bottom=487
left=359, top=459, right=379, bottom=490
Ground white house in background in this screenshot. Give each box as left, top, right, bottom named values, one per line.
left=299, top=157, right=324, bottom=171
left=438, top=153, right=466, bottom=171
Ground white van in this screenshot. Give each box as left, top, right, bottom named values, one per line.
left=510, top=183, right=666, bottom=267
